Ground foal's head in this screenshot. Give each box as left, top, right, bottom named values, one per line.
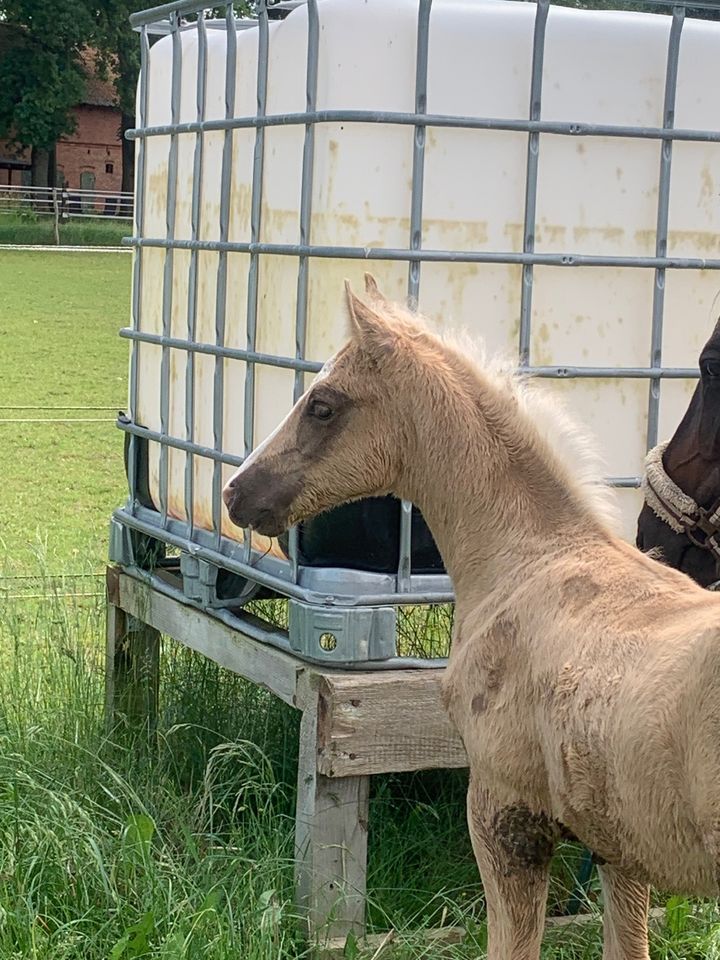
left=223, top=277, right=417, bottom=537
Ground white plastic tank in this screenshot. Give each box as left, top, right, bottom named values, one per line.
left=135, top=0, right=720, bottom=551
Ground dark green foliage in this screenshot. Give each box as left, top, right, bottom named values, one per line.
left=0, top=4, right=95, bottom=164
left=552, top=0, right=720, bottom=18
left=92, top=1, right=140, bottom=192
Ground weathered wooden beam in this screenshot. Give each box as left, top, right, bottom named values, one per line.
left=106, top=569, right=161, bottom=731
left=296, top=678, right=370, bottom=939
left=318, top=909, right=668, bottom=958
left=315, top=670, right=467, bottom=777
left=113, top=569, right=301, bottom=707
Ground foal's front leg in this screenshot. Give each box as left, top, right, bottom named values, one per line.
left=598, top=864, right=650, bottom=960
left=467, top=778, right=553, bottom=960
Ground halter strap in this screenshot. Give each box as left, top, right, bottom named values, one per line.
left=642, top=442, right=720, bottom=566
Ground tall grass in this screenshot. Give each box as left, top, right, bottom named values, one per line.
left=2, top=578, right=719, bottom=957
left=0, top=582, right=481, bottom=958
left=0, top=588, right=303, bottom=958
left=0, top=213, right=129, bottom=247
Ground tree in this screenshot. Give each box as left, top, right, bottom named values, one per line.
left=93, top=1, right=139, bottom=194
left=93, top=2, right=254, bottom=194
left=0, top=1, right=95, bottom=186
left=552, top=0, right=720, bottom=17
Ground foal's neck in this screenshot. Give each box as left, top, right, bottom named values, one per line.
left=396, top=365, right=602, bottom=600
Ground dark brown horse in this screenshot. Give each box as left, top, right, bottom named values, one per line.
left=636, top=318, right=720, bottom=588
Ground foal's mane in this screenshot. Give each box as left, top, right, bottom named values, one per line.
left=362, top=289, right=619, bottom=532
left=442, top=329, right=620, bottom=532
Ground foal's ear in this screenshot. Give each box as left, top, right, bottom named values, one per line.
left=344, top=280, right=396, bottom=357
left=363, top=272, right=388, bottom=303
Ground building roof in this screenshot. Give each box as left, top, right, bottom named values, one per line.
left=80, top=49, right=118, bottom=108
left=0, top=23, right=118, bottom=110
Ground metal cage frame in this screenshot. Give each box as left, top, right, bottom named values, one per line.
left=111, top=0, right=720, bottom=666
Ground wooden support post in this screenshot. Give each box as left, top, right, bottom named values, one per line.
left=105, top=568, right=161, bottom=733
left=295, top=679, right=370, bottom=941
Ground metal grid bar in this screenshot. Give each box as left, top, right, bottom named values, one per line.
left=287, top=0, right=320, bottom=582
left=127, top=111, right=720, bottom=143
left=127, top=25, right=151, bottom=517
left=646, top=5, right=685, bottom=451
left=159, top=13, right=183, bottom=528
left=211, top=4, right=238, bottom=546
left=242, top=0, right=270, bottom=564
left=183, top=14, right=208, bottom=537
left=121, top=328, right=702, bottom=380
left=293, top=0, right=319, bottom=404
left=398, top=0, right=433, bottom=594
left=115, top=421, right=679, bottom=485
left=125, top=0, right=720, bottom=27
left=116, top=506, right=456, bottom=607
left=519, top=0, right=550, bottom=368
left=122, top=237, right=720, bottom=269
left=121, top=327, right=323, bottom=370
left=120, top=421, right=244, bottom=466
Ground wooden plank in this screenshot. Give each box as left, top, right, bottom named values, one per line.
left=296, top=679, right=369, bottom=940
left=105, top=588, right=160, bottom=731
left=315, top=670, right=467, bottom=777
left=318, top=909, right=667, bottom=958
left=115, top=570, right=301, bottom=707
left=105, top=599, right=125, bottom=732
left=319, top=926, right=464, bottom=958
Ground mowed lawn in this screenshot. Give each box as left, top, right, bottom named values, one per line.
left=0, top=250, right=130, bottom=577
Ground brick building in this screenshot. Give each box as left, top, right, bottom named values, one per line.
left=0, top=34, right=123, bottom=193
left=55, top=68, right=123, bottom=195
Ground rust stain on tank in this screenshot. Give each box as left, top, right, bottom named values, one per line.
left=229, top=182, right=252, bottom=239
left=573, top=225, right=624, bottom=244
left=146, top=166, right=170, bottom=220
left=700, top=165, right=714, bottom=203
left=504, top=222, right=524, bottom=249
left=635, top=228, right=720, bottom=253
left=544, top=224, right=567, bottom=245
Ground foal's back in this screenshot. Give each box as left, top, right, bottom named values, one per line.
left=529, top=536, right=720, bottom=893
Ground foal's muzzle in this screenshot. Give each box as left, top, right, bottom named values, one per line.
left=222, top=465, right=298, bottom=537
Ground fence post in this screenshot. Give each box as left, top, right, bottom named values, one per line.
left=52, top=187, right=60, bottom=245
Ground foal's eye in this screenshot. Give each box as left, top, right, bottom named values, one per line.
left=703, top=360, right=720, bottom=379
left=309, top=400, right=333, bottom=421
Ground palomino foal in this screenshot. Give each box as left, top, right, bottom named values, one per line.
left=224, top=279, right=720, bottom=960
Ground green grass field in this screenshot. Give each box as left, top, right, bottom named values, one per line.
left=0, top=249, right=130, bottom=579
left=0, top=250, right=718, bottom=957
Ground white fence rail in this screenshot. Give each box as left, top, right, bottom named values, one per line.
left=0, top=184, right=134, bottom=221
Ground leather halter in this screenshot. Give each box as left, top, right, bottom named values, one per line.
left=642, top=441, right=720, bottom=590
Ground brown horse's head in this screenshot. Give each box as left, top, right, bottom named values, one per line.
left=637, top=317, right=720, bottom=586
left=223, top=276, right=412, bottom=537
